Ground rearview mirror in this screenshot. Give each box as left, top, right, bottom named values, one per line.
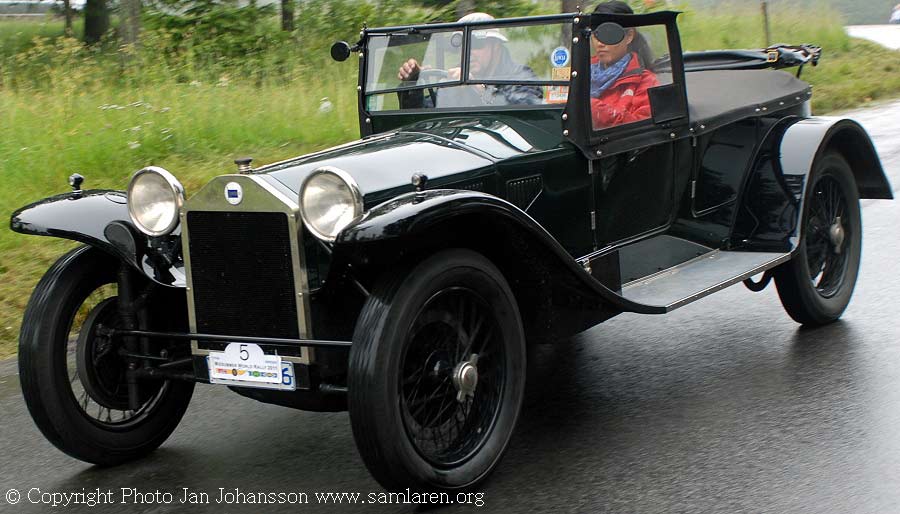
left=331, top=41, right=352, bottom=62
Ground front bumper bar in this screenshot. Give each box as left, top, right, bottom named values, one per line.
left=99, top=326, right=352, bottom=392
left=102, top=327, right=352, bottom=349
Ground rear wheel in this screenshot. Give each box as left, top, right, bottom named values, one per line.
left=19, top=246, right=194, bottom=465
left=348, top=249, right=526, bottom=490
left=774, top=152, right=862, bottom=326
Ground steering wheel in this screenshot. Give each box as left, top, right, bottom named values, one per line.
left=416, top=69, right=450, bottom=84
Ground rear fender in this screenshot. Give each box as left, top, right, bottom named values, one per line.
left=10, top=190, right=185, bottom=287
left=732, top=117, right=892, bottom=252
left=779, top=117, right=893, bottom=247
left=781, top=117, right=893, bottom=200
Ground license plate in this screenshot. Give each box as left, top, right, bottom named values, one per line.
left=207, top=343, right=297, bottom=391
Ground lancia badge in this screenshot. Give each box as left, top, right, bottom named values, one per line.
left=224, top=182, right=243, bottom=205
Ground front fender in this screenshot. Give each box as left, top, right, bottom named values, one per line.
left=10, top=190, right=185, bottom=287
left=336, top=189, right=665, bottom=315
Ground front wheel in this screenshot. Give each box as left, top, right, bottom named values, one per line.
left=18, top=246, right=194, bottom=465
left=774, top=152, right=862, bottom=326
left=349, top=249, right=526, bottom=490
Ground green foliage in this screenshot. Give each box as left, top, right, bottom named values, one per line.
left=686, top=0, right=899, bottom=26
left=412, top=0, right=541, bottom=19
left=678, top=2, right=851, bottom=50
left=143, top=1, right=287, bottom=63
left=0, top=17, right=83, bottom=57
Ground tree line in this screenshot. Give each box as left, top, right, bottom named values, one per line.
left=62, top=0, right=647, bottom=46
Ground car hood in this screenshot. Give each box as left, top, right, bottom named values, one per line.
left=261, top=116, right=559, bottom=204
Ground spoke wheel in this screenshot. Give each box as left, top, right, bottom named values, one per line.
left=774, top=152, right=862, bottom=326
left=74, top=297, right=166, bottom=426
left=349, top=249, right=526, bottom=491
left=804, top=175, right=851, bottom=298
left=399, top=287, right=505, bottom=467
left=19, top=246, right=194, bottom=465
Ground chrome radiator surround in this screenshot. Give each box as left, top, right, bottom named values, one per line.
left=180, top=174, right=312, bottom=364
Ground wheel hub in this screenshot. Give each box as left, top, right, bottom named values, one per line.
left=452, top=354, right=479, bottom=402
left=828, top=216, right=844, bottom=254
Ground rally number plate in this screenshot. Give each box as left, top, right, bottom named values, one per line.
left=207, top=343, right=296, bottom=391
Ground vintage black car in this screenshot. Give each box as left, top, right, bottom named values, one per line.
left=10, top=11, right=893, bottom=491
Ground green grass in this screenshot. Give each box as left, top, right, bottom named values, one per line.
left=1, top=5, right=899, bottom=358
left=0, top=17, right=83, bottom=56
left=686, top=0, right=900, bottom=26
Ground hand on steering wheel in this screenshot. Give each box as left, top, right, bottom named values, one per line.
left=398, top=58, right=452, bottom=84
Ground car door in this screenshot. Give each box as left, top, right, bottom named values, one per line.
left=581, top=16, right=687, bottom=249
left=594, top=143, right=675, bottom=247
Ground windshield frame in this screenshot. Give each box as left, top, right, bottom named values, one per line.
left=361, top=14, right=577, bottom=98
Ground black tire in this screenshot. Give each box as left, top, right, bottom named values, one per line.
left=774, top=152, right=862, bottom=326
left=19, top=246, right=194, bottom=466
left=348, top=249, right=526, bottom=491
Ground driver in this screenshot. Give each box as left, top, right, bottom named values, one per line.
left=397, top=12, right=542, bottom=108
left=590, top=1, right=660, bottom=128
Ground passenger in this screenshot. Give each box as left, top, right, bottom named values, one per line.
left=398, top=12, right=542, bottom=108
left=590, top=1, right=660, bottom=128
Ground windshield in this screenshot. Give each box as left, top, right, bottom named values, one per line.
left=364, top=21, right=571, bottom=112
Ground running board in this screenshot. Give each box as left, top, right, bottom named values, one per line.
left=620, top=250, right=791, bottom=312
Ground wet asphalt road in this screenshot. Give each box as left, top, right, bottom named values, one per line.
left=1, top=101, right=899, bottom=514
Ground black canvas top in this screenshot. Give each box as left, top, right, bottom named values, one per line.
left=681, top=70, right=811, bottom=131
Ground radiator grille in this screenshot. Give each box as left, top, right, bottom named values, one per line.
left=186, top=211, right=299, bottom=339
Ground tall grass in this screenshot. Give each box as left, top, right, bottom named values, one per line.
left=1, top=3, right=899, bottom=356
left=0, top=16, right=84, bottom=55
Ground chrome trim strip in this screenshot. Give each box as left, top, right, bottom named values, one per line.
left=180, top=174, right=313, bottom=364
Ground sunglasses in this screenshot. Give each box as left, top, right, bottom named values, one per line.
left=592, top=22, right=627, bottom=46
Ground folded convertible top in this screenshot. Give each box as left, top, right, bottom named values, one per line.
left=682, top=69, right=811, bottom=132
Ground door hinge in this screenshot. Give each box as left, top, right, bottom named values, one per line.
left=590, top=210, right=596, bottom=230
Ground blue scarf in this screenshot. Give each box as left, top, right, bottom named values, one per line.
left=591, top=53, right=632, bottom=98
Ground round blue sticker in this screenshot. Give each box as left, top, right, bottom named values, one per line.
left=550, top=46, right=570, bottom=67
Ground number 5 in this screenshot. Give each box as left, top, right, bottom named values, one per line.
left=239, top=344, right=249, bottom=361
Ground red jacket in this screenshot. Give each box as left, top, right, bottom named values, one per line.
left=590, top=53, right=660, bottom=129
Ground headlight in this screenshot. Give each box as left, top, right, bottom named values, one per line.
left=127, top=166, right=185, bottom=237
left=299, top=166, right=363, bottom=242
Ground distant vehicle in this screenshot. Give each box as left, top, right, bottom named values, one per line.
left=10, top=10, right=894, bottom=492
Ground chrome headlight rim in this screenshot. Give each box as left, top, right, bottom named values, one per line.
left=299, top=166, right=363, bottom=242
left=127, top=166, right=185, bottom=237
